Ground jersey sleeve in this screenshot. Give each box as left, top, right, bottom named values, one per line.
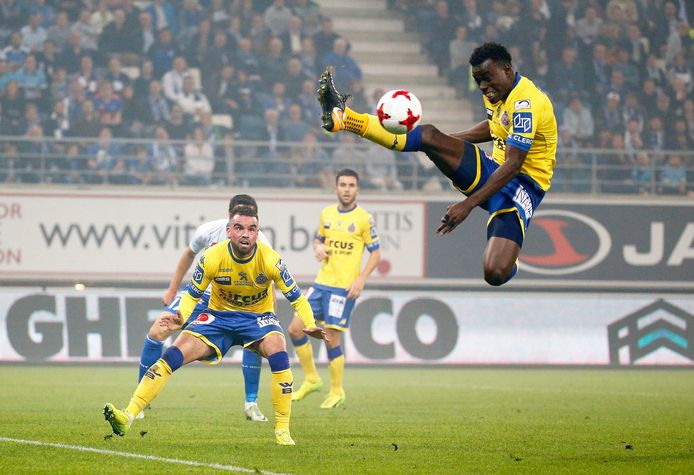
left=314, top=210, right=326, bottom=242
left=178, top=251, right=213, bottom=319
left=188, top=222, right=212, bottom=254
left=270, top=256, right=316, bottom=327
left=363, top=215, right=380, bottom=252
left=507, top=98, right=536, bottom=153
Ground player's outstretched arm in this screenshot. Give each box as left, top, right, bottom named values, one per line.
left=437, top=147, right=527, bottom=235
left=162, top=247, right=197, bottom=306
left=449, top=120, right=493, bottom=144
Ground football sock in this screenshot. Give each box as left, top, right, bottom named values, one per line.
left=242, top=348, right=262, bottom=403
left=138, top=336, right=163, bottom=382
left=327, top=345, right=345, bottom=394
left=343, top=107, right=410, bottom=151
left=268, top=351, right=293, bottom=432
left=292, top=336, right=320, bottom=383
left=126, top=347, right=182, bottom=416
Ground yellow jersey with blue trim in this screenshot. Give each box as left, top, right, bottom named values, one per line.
left=179, top=240, right=315, bottom=327
left=482, top=73, right=557, bottom=191
left=314, top=204, right=380, bottom=289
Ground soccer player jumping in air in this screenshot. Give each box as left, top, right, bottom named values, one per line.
left=105, top=205, right=326, bottom=445
left=318, top=42, right=557, bottom=286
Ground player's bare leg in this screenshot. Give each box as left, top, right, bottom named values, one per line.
left=288, top=314, right=323, bottom=401
left=256, top=333, right=296, bottom=445
left=483, top=237, right=521, bottom=286
left=321, top=328, right=346, bottom=409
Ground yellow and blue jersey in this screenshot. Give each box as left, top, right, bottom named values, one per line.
left=483, top=73, right=557, bottom=191
left=179, top=240, right=315, bottom=327
left=314, top=204, right=379, bottom=289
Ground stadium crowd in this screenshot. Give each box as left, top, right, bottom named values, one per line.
left=0, top=0, right=691, bottom=194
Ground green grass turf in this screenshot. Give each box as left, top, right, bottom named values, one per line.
left=0, top=366, right=692, bottom=474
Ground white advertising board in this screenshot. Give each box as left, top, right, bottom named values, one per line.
left=0, top=288, right=691, bottom=366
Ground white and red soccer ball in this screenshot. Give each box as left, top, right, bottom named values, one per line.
left=376, top=89, right=422, bottom=135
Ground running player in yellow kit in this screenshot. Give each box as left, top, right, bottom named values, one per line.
left=318, top=42, right=557, bottom=286
left=288, top=169, right=381, bottom=408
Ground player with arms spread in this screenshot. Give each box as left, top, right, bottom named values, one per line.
left=318, top=42, right=557, bottom=285
left=288, top=169, right=381, bottom=408
left=136, top=194, right=271, bottom=422
left=104, top=205, right=326, bottom=445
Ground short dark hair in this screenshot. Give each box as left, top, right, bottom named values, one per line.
left=228, top=194, right=258, bottom=212
left=336, top=168, right=359, bottom=184
left=229, top=204, right=258, bottom=219
left=469, top=42, right=512, bottom=67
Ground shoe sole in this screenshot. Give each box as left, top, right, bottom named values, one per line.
left=291, top=381, right=323, bottom=401
left=320, top=396, right=346, bottom=409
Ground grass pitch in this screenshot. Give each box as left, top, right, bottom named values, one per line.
left=0, top=365, right=692, bottom=474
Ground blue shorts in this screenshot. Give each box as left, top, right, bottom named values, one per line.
left=182, top=310, right=284, bottom=364
left=166, top=291, right=210, bottom=329
left=307, top=284, right=356, bottom=332
left=451, top=141, right=545, bottom=247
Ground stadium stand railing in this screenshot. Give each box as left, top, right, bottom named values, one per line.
left=0, top=135, right=692, bottom=196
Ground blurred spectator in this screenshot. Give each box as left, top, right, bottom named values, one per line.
left=75, top=54, right=99, bottom=97
left=72, top=8, right=98, bottom=51
left=284, top=57, right=309, bottom=100
left=84, top=127, right=124, bottom=184
left=146, top=0, right=178, bottom=34
left=235, top=37, right=260, bottom=76
left=177, top=0, right=204, bottom=46
left=104, top=57, right=131, bottom=95
left=59, top=31, right=87, bottom=74
left=280, top=15, right=305, bottom=55
left=259, top=81, right=292, bottom=115
left=177, top=75, right=211, bottom=119
left=312, top=17, right=339, bottom=65
left=426, top=0, right=458, bottom=75
left=69, top=100, right=100, bottom=139
left=36, top=39, right=58, bottom=78
left=249, top=13, right=272, bottom=54
left=264, top=0, right=292, bottom=37
left=2, top=31, right=29, bottom=70
left=347, top=79, right=369, bottom=113
left=138, top=11, right=156, bottom=56
left=1, top=80, right=26, bottom=134
left=143, top=80, right=170, bottom=125
left=643, top=53, right=669, bottom=91
left=600, top=91, right=624, bottom=134
left=47, top=10, right=71, bottom=53
left=200, top=29, right=234, bottom=94
left=631, top=152, right=654, bottom=194
left=148, top=125, right=178, bottom=185
left=562, top=96, right=594, bottom=146
left=99, top=9, right=141, bottom=64
left=576, top=5, right=602, bottom=47
left=21, top=12, right=47, bottom=53
left=286, top=131, right=331, bottom=188
left=165, top=103, right=189, bottom=142
left=183, top=126, right=214, bottom=186
left=148, top=27, right=179, bottom=78
left=364, top=142, right=404, bottom=191
left=13, top=54, right=46, bottom=103
left=623, top=117, right=645, bottom=159
left=162, top=55, right=188, bottom=102
left=133, top=59, right=155, bottom=99
left=260, top=37, right=287, bottom=87
left=90, top=1, right=114, bottom=38
left=298, top=36, right=317, bottom=78
left=280, top=103, right=310, bottom=142
left=16, top=125, right=46, bottom=183
left=48, top=66, right=68, bottom=102
left=600, top=133, right=633, bottom=193
left=671, top=119, right=693, bottom=151
left=549, top=46, right=585, bottom=107
left=621, top=92, right=644, bottom=131
left=449, top=26, right=476, bottom=94
left=644, top=116, right=666, bottom=151
left=210, top=63, right=238, bottom=114
left=208, top=0, right=230, bottom=29
left=658, top=154, right=687, bottom=194
left=321, top=37, right=361, bottom=91
left=130, top=146, right=155, bottom=185
left=292, top=0, right=321, bottom=35
left=297, top=77, right=321, bottom=123
left=93, top=81, right=122, bottom=128
left=43, top=99, right=70, bottom=139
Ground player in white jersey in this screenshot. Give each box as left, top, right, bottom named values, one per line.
left=137, top=194, right=271, bottom=422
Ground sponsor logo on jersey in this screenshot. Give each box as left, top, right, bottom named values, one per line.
left=514, top=99, right=531, bottom=110
left=255, top=273, right=268, bottom=285
left=501, top=110, right=510, bottom=127
left=276, top=259, right=295, bottom=287
left=257, top=314, right=280, bottom=328
left=214, top=276, right=231, bottom=285
left=238, top=271, right=249, bottom=282
left=513, top=112, right=532, bottom=133
left=220, top=288, right=269, bottom=306
left=512, top=185, right=534, bottom=220
left=193, top=265, right=204, bottom=284
left=369, top=225, right=378, bottom=239
left=486, top=108, right=494, bottom=120
left=188, top=313, right=215, bottom=325
left=520, top=210, right=611, bottom=275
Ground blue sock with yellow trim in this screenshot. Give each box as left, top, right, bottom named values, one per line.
left=242, top=348, right=261, bottom=403
left=327, top=345, right=345, bottom=394
left=138, top=336, right=163, bottom=382
left=268, top=351, right=293, bottom=431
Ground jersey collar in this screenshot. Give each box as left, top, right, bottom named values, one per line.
left=228, top=241, right=257, bottom=264
left=337, top=204, right=357, bottom=214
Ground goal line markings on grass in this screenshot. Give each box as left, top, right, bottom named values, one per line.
left=0, top=436, right=290, bottom=475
